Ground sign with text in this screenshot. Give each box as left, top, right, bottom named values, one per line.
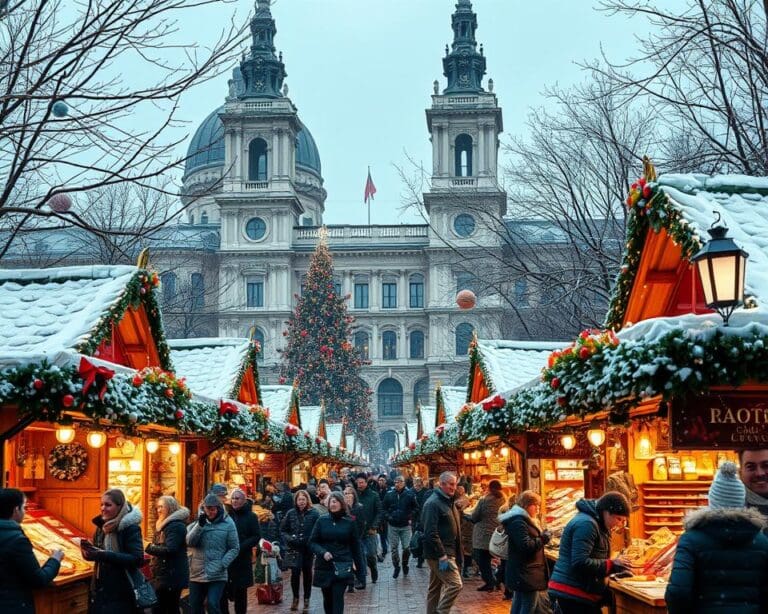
left=429, top=461, right=458, bottom=475
left=526, top=431, right=593, bottom=460
left=255, top=453, right=286, bottom=474
left=671, top=395, right=768, bottom=449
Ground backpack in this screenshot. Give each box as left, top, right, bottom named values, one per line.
left=489, top=526, right=508, bottom=559
left=409, top=529, right=424, bottom=559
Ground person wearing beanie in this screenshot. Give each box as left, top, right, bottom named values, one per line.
left=187, top=493, right=240, bottom=613
left=548, top=491, right=631, bottom=613
left=665, top=461, right=768, bottom=613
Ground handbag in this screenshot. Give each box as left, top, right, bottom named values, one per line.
left=256, top=582, right=283, bottom=605
left=409, top=529, right=423, bottom=559
left=333, top=561, right=354, bottom=581
left=282, top=548, right=300, bottom=569
left=124, top=567, right=158, bottom=609
left=489, top=526, right=508, bottom=560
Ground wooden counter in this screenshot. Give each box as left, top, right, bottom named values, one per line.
left=33, top=573, right=91, bottom=614
left=609, top=579, right=666, bottom=614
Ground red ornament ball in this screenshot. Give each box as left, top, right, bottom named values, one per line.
left=164, top=388, right=174, bottom=398
left=456, top=289, right=476, bottom=310
left=33, top=379, right=44, bottom=390
left=62, top=394, right=74, bottom=408
left=579, top=346, right=591, bottom=360
left=175, top=410, right=184, bottom=419
left=47, top=193, right=72, bottom=213
left=642, top=185, right=652, bottom=199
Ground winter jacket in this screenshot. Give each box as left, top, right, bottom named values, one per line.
left=665, top=507, right=768, bottom=614
left=309, top=512, right=364, bottom=588
left=89, top=505, right=145, bottom=614
left=0, top=518, right=61, bottom=613
left=413, top=487, right=431, bottom=529
left=146, top=507, right=190, bottom=591
left=281, top=506, right=320, bottom=567
left=470, top=491, right=504, bottom=550
left=356, top=486, right=382, bottom=533
left=186, top=510, right=239, bottom=583
left=382, top=487, right=419, bottom=528
left=499, top=505, right=548, bottom=592
left=348, top=503, right=366, bottom=539
left=227, top=501, right=261, bottom=589
left=548, top=499, right=612, bottom=606
left=421, top=488, right=462, bottom=562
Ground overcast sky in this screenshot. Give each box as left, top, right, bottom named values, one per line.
left=172, top=0, right=665, bottom=225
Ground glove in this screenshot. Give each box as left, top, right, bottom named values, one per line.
left=438, top=559, right=453, bottom=572
left=541, top=530, right=552, bottom=545
left=610, top=558, right=629, bottom=573
left=287, top=536, right=301, bottom=549
left=198, top=512, right=207, bottom=527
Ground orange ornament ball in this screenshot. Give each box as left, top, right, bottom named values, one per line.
left=456, top=289, right=476, bottom=310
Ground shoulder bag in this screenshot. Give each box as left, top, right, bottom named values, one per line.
left=488, top=526, right=508, bottom=560
left=125, top=567, right=158, bottom=609
left=333, top=561, right=354, bottom=581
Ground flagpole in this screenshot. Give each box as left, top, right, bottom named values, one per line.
left=367, top=165, right=371, bottom=227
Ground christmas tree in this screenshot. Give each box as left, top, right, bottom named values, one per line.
left=279, top=229, right=376, bottom=454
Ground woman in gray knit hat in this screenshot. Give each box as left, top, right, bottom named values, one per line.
left=665, top=461, right=768, bottom=613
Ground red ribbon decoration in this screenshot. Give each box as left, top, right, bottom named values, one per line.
left=78, top=357, right=115, bottom=400
left=219, top=400, right=239, bottom=416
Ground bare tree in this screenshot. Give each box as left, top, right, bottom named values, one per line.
left=593, top=0, right=768, bottom=175
left=0, top=0, right=247, bottom=258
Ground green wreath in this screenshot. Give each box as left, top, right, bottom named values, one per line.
left=47, top=443, right=88, bottom=481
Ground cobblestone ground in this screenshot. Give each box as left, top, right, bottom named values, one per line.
left=245, top=556, right=512, bottom=614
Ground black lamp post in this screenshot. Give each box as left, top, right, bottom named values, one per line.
left=691, top=212, right=749, bottom=326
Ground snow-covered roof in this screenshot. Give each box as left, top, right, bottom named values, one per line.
left=260, top=385, right=295, bottom=424
left=419, top=405, right=437, bottom=434
left=168, top=338, right=253, bottom=400
left=474, top=339, right=566, bottom=396
left=300, top=405, right=323, bottom=437
left=325, top=422, right=344, bottom=448
left=0, top=265, right=139, bottom=356
left=437, top=386, right=467, bottom=422
left=657, top=174, right=768, bottom=305
left=405, top=421, right=418, bottom=445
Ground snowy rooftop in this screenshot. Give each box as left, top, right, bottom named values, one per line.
left=300, top=406, right=323, bottom=437
left=618, top=308, right=768, bottom=344
left=260, top=385, right=295, bottom=425
left=0, top=265, right=138, bottom=356
left=168, top=338, right=252, bottom=400
left=325, top=422, right=344, bottom=448
left=419, top=405, right=437, bottom=434
left=658, top=174, right=768, bottom=305
left=438, top=386, right=468, bottom=422
left=475, top=339, right=567, bottom=395
left=405, top=421, right=418, bottom=445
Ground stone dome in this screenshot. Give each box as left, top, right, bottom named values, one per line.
left=183, top=106, right=322, bottom=179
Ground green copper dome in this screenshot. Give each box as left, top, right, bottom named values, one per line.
left=183, top=106, right=321, bottom=179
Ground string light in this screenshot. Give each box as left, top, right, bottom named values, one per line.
left=145, top=439, right=159, bottom=454
left=587, top=422, right=606, bottom=447
left=55, top=425, right=75, bottom=444
left=168, top=441, right=181, bottom=455
left=560, top=431, right=577, bottom=451
left=86, top=430, right=107, bottom=448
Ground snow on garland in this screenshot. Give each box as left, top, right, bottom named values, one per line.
left=47, top=443, right=88, bottom=481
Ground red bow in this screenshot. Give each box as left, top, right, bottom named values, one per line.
left=482, top=394, right=506, bottom=411
left=219, top=400, right=239, bottom=416
left=78, top=357, right=115, bottom=400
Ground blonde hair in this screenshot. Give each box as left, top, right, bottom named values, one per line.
left=517, top=490, right=541, bottom=509
left=157, top=495, right=181, bottom=515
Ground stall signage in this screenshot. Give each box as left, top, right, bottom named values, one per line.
left=429, top=461, right=458, bottom=475
left=527, top=432, right=592, bottom=459
left=672, top=395, right=768, bottom=449
left=256, top=453, right=286, bottom=473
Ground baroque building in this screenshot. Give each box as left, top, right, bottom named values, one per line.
left=149, top=0, right=509, bottom=450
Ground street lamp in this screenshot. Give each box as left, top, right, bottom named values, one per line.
left=691, top=213, right=748, bottom=326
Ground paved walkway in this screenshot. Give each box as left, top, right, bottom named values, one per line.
left=245, top=556, right=512, bottom=614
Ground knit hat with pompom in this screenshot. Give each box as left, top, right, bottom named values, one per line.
left=708, top=461, right=746, bottom=510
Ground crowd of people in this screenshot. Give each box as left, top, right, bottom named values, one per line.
left=0, top=447, right=766, bottom=613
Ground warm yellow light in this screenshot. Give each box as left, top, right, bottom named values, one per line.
left=587, top=426, right=606, bottom=447
left=484, top=448, right=492, bottom=458
left=168, top=442, right=181, bottom=455
left=236, top=454, right=245, bottom=465
left=55, top=426, right=76, bottom=444
left=257, top=452, right=266, bottom=462
left=463, top=452, right=470, bottom=460
left=500, top=447, right=509, bottom=458
left=638, top=432, right=653, bottom=458
left=472, top=451, right=481, bottom=460
left=86, top=430, right=107, bottom=448
left=560, top=433, right=577, bottom=451
left=145, top=439, right=160, bottom=454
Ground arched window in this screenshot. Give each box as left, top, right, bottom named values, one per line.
left=248, top=138, right=268, bottom=181
left=455, top=323, right=474, bottom=356
left=354, top=331, right=369, bottom=360
left=380, top=430, right=398, bottom=454
left=409, top=330, right=425, bottom=359
left=455, top=134, right=473, bottom=177
left=161, top=272, right=176, bottom=303
left=382, top=331, right=397, bottom=360
left=249, top=327, right=265, bottom=362
left=191, top=273, right=204, bottom=310
left=200, top=210, right=209, bottom=224
left=413, top=378, right=430, bottom=408
left=378, top=378, right=403, bottom=417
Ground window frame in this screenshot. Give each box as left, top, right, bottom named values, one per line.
left=354, top=282, right=369, bottom=309
left=246, top=277, right=265, bottom=308
left=382, top=330, right=397, bottom=360
left=382, top=281, right=397, bottom=309
left=409, top=274, right=425, bottom=308
left=409, top=330, right=425, bottom=359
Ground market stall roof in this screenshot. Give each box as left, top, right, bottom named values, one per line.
left=299, top=405, right=326, bottom=439
left=0, top=265, right=169, bottom=370
left=606, top=172, right=768, bottom=330
left=325, top=421, right=346, bottom=448
left=436, top=385, right=468, bottom=425
left=467, top=339, right=565, bottom=403
left=168, top=338, right=260, bottom=404
left=260, top=384, right=301, bottom=428
left=417, top=405, right=437, bottom=438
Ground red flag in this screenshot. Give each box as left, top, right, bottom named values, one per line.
left=364, top=167, right=377, bottom=204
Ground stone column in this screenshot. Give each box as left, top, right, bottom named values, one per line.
left=272, top=130, right=280, bottom=179
left=442, top=125, right=450, bottom=176
left=371, top=271, right=380, bottom=310
left=477, top=125, right=485, bottom=176
left=399, top=270, right=407, bottom=310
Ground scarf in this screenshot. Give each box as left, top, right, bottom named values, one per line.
left=746, top=487, right=768, bottom=514
left=102, top=503, right=131, bottom=552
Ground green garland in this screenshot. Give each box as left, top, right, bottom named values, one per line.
left=228, top=342, right=262, bottom=401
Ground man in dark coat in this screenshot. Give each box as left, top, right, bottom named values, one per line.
left=222, top=489, right=261, bottom=614
left=355, top=473, right=383, bottom=583
left=382, top=475, right=418, bottom=578
left=666, top=461, right=768, bottom=613
left=412, top=476, right=430, bottom=568
left=548, top=492, right=630, bottom=614
left=499, top=490, right=552, bottom=614
left=421, top=471, right=463, bottom=614
left=376, top=475, right=390, bottom=561
left=0, top=488, right=62, bottom=613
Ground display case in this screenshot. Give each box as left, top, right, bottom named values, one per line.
left=23, top=506, right=93, bottom=582
left=640, top=481, right=710, bottom=535
left=107, top=438, right=145, bottom=509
